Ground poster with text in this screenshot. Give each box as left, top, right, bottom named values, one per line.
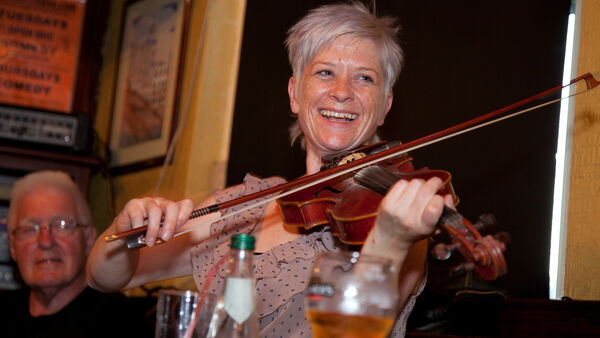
left=0, top=0, right=85, bottom=113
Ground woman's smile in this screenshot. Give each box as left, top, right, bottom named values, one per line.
left=319, top=108, right=358, bottom=122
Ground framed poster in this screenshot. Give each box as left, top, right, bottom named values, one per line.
left=0, top=0, right=85, bottom=113
left=109, top=0, right=188, bottom=172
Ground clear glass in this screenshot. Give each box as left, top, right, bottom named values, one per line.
left=155, top=289, right=199, bottom=338
left=305, top=251, right=399, bottom=338
left=194, top=293, right=219, bottom=337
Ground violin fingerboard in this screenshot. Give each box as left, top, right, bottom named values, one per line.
left=354, top=165, right=399, bottom=195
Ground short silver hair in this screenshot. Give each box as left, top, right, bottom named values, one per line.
left=7, top=171, right=92, bottom=232
left=286, top=2, right=404, bottom=146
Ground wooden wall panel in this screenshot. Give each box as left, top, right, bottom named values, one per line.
left=565, top=0, right=600, bottom=300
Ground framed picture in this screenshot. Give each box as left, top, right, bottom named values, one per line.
left=109, top=0, right=189, bottom=172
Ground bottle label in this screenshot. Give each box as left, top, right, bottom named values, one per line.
left=224, top=277, right=254, bottom=323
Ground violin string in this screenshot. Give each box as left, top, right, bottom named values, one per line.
left=171, top=84, right=592, bottom=239
left=354, top=165, right=399, bottom=195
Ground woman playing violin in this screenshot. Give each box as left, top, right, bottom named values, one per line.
left=87, top=3, right=454, bottom=337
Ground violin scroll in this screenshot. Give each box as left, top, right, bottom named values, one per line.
left=432, top=208, right=509, bottom=281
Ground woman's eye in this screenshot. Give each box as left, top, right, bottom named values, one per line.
left=358, top=75, right=374, bottom=83
left=317, top=70, right=332, bottom=76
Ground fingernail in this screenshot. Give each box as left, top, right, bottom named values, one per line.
left=162, top=231, right=171, bottom=241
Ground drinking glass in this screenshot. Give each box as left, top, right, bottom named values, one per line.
left=305, top=251, right=399, bottom=338
left=194, top=292, right=220, bottom=338
left=155, top=289, right=200, bottom=338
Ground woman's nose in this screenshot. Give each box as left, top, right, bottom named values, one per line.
left=330, top=76, right=353, bottom=102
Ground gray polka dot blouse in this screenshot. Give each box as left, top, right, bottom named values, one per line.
left=191, top=174, right=424, bottom=337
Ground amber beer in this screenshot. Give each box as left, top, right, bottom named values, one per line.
left=307, top=310, right=394, bottom=338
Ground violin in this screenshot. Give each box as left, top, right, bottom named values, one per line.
left=277, top=142, right=508, bottom=280
left=104, top=72, right=599, bottom=281
left=276, top=142, right=456, bottom=245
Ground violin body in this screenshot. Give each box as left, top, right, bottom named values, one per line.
left=278, top=176, right=382, bottom=244
left=277, top=150, right=457, bottom=245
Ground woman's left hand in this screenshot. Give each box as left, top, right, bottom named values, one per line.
left=369, top=177, right=453, bottom=252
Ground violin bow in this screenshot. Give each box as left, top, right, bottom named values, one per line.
left=105, top=72, right=599, bottom=249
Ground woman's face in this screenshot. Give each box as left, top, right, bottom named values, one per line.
left=288, top=36, right=392, bottom=158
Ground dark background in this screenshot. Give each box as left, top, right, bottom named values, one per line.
left=228, top=0, right=571, bottom=299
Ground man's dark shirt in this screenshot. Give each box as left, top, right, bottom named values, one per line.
left=0, top=286, right=154, bottom=338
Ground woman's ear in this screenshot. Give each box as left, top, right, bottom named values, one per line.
left=378, top=91, right=393, bottom=126
left=288, top=76, right=299, bottom=114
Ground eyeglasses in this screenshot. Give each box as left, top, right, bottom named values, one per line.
left=12, top=216, right=86, bottom=241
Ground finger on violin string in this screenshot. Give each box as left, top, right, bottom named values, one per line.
left=444, top=194, right=455, bottom=209
left=412, top=177, right=445, bottom=206
left=422, top=194, right=446, bottom=229
left=383, top=178, right=445, bottom=233
left=383, top=179, right=409, bottom=200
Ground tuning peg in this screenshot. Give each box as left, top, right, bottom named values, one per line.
left=473, top=213, right=497, bottom=233
left=432, top=241, right=461, bottom=261
left=494, top=231, right=510, bottom=248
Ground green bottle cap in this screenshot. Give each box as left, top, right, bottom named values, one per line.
left=230, top=234, right=255, bottom=250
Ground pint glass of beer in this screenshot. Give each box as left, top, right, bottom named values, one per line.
left=306, top=251, right=399, bottom=338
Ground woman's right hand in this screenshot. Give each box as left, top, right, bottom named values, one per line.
left=113, top=197, right=194, bottom=246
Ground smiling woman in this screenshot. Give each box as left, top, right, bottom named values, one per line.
left=228, top=0, right=572, bottom=303
left=87, top=3, right=451, bottom=337
left=288, top=36, right=393, bottom=172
